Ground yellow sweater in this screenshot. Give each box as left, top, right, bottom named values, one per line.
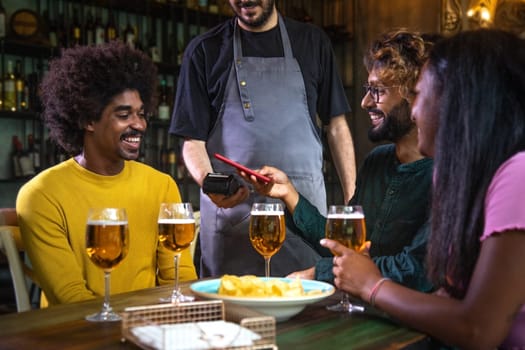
left=17, top=159, right=197, bottom=305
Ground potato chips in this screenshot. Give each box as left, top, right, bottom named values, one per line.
left=218, top=275, right=321, bottom=298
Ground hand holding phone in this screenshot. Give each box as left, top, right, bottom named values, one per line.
left=214, top=153, right=271, bottom=184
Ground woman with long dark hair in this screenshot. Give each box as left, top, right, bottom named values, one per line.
left=321, top=29, right=525, bottom=349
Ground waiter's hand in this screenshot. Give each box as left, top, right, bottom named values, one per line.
left=207, top=185, right=250, bottom=209
left=287, top=266, right=315, bottom=280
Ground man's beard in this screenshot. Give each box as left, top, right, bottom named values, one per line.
left=368, top=99, right=414, bottom=143
left=235, top=0, right=275, bottom=28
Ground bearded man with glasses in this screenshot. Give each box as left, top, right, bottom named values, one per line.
left=242, top=30, right=440, bottom=293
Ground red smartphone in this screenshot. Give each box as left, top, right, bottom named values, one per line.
left=214, top=153, right=271, bottom=183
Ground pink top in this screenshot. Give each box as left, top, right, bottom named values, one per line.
left=481, top=151, right=525, bottom=348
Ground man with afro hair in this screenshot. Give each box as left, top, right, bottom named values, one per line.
left=16, top=41, right=197, bottom=306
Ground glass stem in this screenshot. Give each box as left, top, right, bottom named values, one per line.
left=171, top=253, right=181, bottom=299
left=264, top=256, right=271, bottom=278
left=102, top=270, right=112, bottom=314
left=341, top=292, right=350, bottom=308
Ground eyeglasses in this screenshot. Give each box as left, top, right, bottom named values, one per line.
left=363, top=83, right=398, bottom=103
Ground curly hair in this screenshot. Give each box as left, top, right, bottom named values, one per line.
left=40, top=41, right=158, bottom=155
left=364, top=29, right=430, bottom=100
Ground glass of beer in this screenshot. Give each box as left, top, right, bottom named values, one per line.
left=85, top=207, right=129, bottom=322
left=249, top=202, right=286, bottom=278
left=325, top=205, right=366, bottom=313
left=158, top=202, right=196, bottom=303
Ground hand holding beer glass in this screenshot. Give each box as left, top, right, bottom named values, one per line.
left=85, top=207, right=129, bottom=322
left=158, top=202, right=196, bottom=303
left=249, top=203, right=286, bottom=278
left=325, top=205, right=366, bottom=313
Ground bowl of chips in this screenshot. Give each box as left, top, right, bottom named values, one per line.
left=190, top=275, right=335, bottom=322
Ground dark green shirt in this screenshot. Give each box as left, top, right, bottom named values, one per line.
left=290, top=144, right=434, bottom=292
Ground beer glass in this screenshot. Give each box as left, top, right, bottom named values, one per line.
left=249, top=202, right=286, bottom=278
left=325, top=205, right=366, bottom=313
left=85, top=207, right=129, bottom=322
left=158, top=202, right=195, bottom=303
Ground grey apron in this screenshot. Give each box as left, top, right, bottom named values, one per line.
left=200, top=15, right=326, bottom=277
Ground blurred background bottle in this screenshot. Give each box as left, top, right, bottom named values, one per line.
left=15, top=60, right=28, bottom=111
left=11, top=136, right=23, bottom=178
left=123, top=16, right=136, bottom=49
left=4, top=60, right=16, bottom=111
left=70, top=7, right=83, bottom=46
left=0, top=0, right=6, bottom=39
left=106, top=10, right=117, bottom=41
left=147, top=18, right=161, bottom=62
left=158, top=79, right=170, bottom=120
left=28, top=134, right=41, bottom=173
left=85, top=10, right=95, bottom=46
left=95, top=9, right=105, bottom=45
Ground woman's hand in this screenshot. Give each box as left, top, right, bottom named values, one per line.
left=321, top=238, right=382, bottom=301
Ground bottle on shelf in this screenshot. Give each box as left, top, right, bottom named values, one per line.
left=167, top=136, right=177, bottom=179
left=106, top=10, right=118, bottom=42
left=46, top=9, right=58, bottom=48
left=158, top=129, right=169, bottom=173
left=124, top=15, right=136, bottom=49
left=147, top=16, right=162, bottom=63
left=84, top=10, right=95, bottom=46
left=4, top=60, right=17, bottom=111
left=28, top=134, right=41, bottom=173
left=208, top=0, right=219, bottom=14
left=177, top=34, right=186, bottom=65
left=12, top=135, right=34, bottom=177
left=11, top=136, right=23, bottom=178
left=70, top=8, right=82, bottom=46
left=158, top=79, right=171, bottom=120
left=56, top=12, right=68, bottom=48
left=45, top=136, right=68, bottom=165
left=134, top=24, right=144, bottom=52
left=14, top=59, right=28, bottom=111
left=94, top=9, right=105, bottom=45
left=26, top=71, right=41, bottom=112
left=0, top=0, right=7, bottom=39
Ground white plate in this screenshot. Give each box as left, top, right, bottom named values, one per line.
left=190, top=277, right=335, bottom=322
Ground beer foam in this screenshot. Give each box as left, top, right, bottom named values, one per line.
left=158, top=218, right=195, bottom=224
left=87, top=220, right=128, bottom=225
left=250, top=211, right=285, bottom=216
left=327, top=213, right=365, bottom=219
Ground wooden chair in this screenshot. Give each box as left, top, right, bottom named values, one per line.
left=0, top=208, right=33, bottom=312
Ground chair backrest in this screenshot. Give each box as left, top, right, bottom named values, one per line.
left=0, top=208, right=31, bottom=312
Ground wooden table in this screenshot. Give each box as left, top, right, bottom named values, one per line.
left=0, top=282, right=427, bottom=349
